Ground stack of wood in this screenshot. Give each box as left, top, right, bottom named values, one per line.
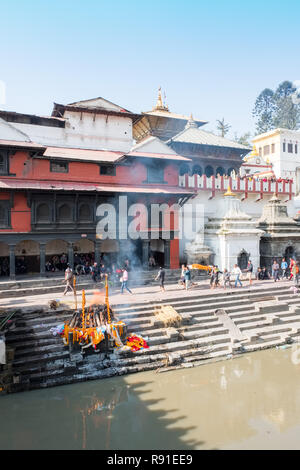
left=67, top=304, right=114, bottom=329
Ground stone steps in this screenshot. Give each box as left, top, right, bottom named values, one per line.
left=0, top=269, right=189, bottom=298
left=4, top=283, right=300, bottom=393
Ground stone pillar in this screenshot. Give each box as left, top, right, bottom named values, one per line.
left=9, top=244, right=15, bottom=279
left=164, top=240, right=170, bottom=269
left=95, top=240, right=101, bottom=265
left=142, top=240, right=150, bottom=269
left=39, top=243, right=46, bottom=277
left=118, top=240, right=126, bottom=263
left=68, top=242, right=74, bottom=269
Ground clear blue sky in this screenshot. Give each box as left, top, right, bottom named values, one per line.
left=1, top=0, right=300, bottom=139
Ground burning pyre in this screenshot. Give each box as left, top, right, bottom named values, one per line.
left=51, top=275, right=148, bottom=354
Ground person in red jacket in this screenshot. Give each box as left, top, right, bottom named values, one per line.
left=289, top=258, right=295, bottom=280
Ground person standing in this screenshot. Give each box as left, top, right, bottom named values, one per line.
left=60, top=253, right=68, bottom=271
left=214, top=266, right=222, bottom=288
left=281, top=258, right=288, bottom=279
left=184, top=265, right=191, bottom=290
left=155, top=266, right=165, bottom=292
left=210, top=265, right=216, bottom=289
left=246, top=260, right=253, bottom=286
left=296, top=262, right=300, bottom=286
left=289, top=258, right=295, bottom=281
left=179, top=264, right=186, bottom=288
left=223, top=268, right=232, bottom=289
left=232, top=264, right=243, bottom=287
left=63, top=264, right=74, bottom=295
left=121, top=268, right=133, bottom=294
left=292, top=261, right=299, bottom=286
left=272, top=260, right=280, bottom=282
left=91, top=262, right=98, bottom=283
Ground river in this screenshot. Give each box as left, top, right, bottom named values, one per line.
left=1, top=347, right=300, bottom=450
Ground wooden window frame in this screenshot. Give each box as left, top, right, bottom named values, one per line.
left=50, top=160, right=69, bottom=173
left=99, top=164, right=116, bottom=176
left=0, top=200, right=11, bottom=228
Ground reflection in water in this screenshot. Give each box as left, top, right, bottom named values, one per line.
left=1, top=348, right=300, bottom=449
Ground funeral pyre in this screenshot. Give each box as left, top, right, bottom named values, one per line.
left=50, top=276, right=148, bottom=354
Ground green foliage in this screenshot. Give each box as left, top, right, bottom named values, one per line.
left=253, top=81, right=300, bottom=133
left=252, top=88, right=275, bottom=134
left=273, top=81, right=299, bottom=129
left=216, top=118, right=231, bottom=137
left=234, top=132, right=252, bottom=147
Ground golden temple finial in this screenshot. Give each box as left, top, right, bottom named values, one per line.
left=251, top=145, right=259, bottom=157
left=153, top=87, right=169, bottom=111
left=224, top=185, right=235, bottom=197
left=156, top=87, right=163, bottom=108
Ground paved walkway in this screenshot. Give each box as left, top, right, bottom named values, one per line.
left=0, top=277, right=294, bottom=310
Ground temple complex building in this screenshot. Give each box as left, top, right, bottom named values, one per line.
left=0, top=89, right=299, bottom=278
left=0, top=95, right=195, bottom=277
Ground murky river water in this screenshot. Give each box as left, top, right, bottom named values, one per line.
left=1, top=347, right=300, bottom=450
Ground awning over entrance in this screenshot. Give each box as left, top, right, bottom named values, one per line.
left=42, top=147, right=125, bottom=163
left=0, top=178, right=195, bottom=195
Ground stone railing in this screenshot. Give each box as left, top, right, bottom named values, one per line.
left=179, top=174, right=294, bottom=200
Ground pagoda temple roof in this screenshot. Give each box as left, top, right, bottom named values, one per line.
left=52, top=97, right=141, bottom=122
left=168, top=121, right=251, bottom=153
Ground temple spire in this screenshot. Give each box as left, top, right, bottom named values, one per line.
left=224, top=185, right=235, bottom=197
left=185, top=112, right=198, bottom=129
left=153, top=87, right=169, bottom=111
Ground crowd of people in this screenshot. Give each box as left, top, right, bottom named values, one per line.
left=62, top=253, right=134, bottom=295
left=0, top=258, right=9, bottom=277
left=207, top=257, right=299, bottom=290
left=214, top=170, right=293, bottom=184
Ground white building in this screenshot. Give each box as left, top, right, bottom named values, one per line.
left=252, top=128, right=300, bottom=190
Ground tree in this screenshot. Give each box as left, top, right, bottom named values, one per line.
left=252, top=88, right=275, bottom=134
left=216, top=118, right=231, bottom=137
left=273, top=81, right=300, bottom=129
left=234, top=132, right=252, bottom=147
left=253, top=81, right=300, bottom=133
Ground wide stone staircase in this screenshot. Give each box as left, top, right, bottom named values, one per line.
left=2, top=283, right=300, bottom=393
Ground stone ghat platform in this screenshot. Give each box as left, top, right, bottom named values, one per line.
left=0, top=269, right=193, bottom=299
left=2, top=282, right=300, bottom=394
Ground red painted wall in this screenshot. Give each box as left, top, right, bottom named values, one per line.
left=0, top=192, right=31, bottom=233
left=1, top=152, right=181, bottom=267
left=170, top=239, right=179, bottom=269
left=8, top=152, right=179, bottom=187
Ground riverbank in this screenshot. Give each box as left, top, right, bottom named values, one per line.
left=2, top=278, right=300, bottom=394
left=1, top=347, right=300, bottom=450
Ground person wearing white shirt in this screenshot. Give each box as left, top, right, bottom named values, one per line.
left=232, top=264, right=242, bottom=288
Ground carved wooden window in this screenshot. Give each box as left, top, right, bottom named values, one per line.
left=100, top=165, right=116, bottom=176
left=36, top=203, right=50, bottom=223
left=0, top=202, right=10, bottom=228
left=78, top=203, right=92, bottom=222
left=50, top=161, right=69, bottom=173
left=147, top=165, right=164, bottom=183
left=0, top=151, right=8, bottom=175
left=58, top=204, right=72, bottom=222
